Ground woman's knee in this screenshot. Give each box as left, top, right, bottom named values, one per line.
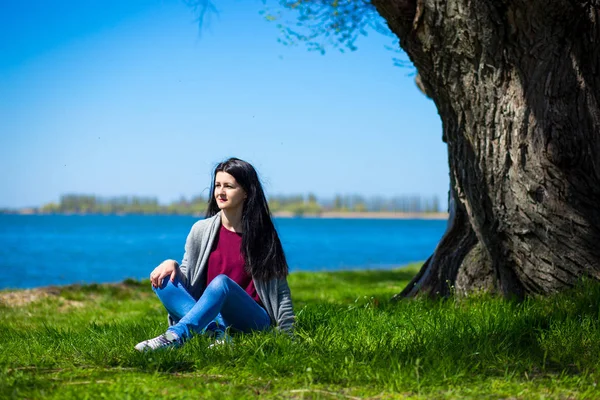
left=207, top=274, right=233, bottom=292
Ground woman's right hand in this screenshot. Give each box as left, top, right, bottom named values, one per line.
left=150, top=259, right=178, bottom=288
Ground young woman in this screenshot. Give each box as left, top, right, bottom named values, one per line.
left=135, top=158, right=294, bottom=351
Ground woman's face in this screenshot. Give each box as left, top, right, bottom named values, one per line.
left=214, top=171, right=247, bottom=212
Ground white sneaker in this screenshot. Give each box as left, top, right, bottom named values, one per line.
left=208, top=331, right=233, bottom=349
left=208, top=338, right=227, bottom=349
left=135, top=331, right=182, bottom=352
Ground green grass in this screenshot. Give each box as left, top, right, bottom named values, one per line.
left=2, top=264, right=600, bottom=399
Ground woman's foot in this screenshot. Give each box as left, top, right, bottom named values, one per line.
left=135, top=331, right=182, bottom=352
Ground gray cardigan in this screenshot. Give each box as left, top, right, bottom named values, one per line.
left=175, top=213, right=295, bottom=333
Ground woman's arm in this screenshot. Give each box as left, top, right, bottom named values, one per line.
left=177, top=228, right=195, bottom=279
left=275, top=278, right=296, bottom=334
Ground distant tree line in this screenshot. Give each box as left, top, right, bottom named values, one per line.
left=40, top=194, right=208, bottom=215
left=33, top=193, right=444, bottom=216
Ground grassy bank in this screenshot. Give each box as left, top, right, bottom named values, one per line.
left=1, top=265, right=600, bottom=399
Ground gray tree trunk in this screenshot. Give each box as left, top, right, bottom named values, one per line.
left=373, top=0, right=600, bottom=297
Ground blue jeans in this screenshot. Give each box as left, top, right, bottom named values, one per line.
left=153, top=274, right=271, bottom=340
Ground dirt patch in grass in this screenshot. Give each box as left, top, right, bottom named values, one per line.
left=0, top=287, right=60, bottom=307
left=0, top=281, right=148, bottom=307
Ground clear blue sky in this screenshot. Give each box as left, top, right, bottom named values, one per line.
left=0, top=0, right=448, bottom=209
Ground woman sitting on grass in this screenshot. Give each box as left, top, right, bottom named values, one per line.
left=135, top=157, right=295, bottom=351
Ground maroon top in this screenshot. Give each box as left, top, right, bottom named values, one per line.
left=207, top=225, right=262, bottom=305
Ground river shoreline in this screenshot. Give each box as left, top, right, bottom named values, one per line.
left=273, top=211, right=449, bottom=220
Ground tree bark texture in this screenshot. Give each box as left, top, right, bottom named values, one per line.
left=373, top=0, right=600, bottom=296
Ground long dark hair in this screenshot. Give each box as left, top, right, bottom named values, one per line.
left=206, top=157, right=288, bottom=281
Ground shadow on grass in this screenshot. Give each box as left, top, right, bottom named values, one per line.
left=2, top=368, right=56, bottom=398
left=127, top=351, right=196, bottom=373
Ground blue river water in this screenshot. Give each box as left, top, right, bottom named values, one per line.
left=0, top=214, right=447, bottom=290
